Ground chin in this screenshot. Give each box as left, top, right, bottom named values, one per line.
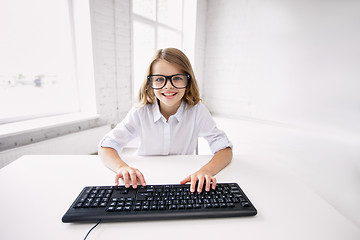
left=161, top=98, right=182, bottom=107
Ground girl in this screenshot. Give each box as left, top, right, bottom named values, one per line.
left=98, top=48, right=233, bottom=193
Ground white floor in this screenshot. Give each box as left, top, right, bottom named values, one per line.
left=200, top=115, right=360, bottom=228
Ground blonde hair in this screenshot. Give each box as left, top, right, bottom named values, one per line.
left=138, top=48, right=201, bottom=107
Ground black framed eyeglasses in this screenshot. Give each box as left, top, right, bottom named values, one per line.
left=147, top=74, right=190, bottom=90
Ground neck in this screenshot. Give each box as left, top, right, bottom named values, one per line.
left=159, top=101, right=182, bottom=121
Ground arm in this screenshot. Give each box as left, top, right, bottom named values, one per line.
left=180, top=103, right=233, bottom=192
left=98, top=146, right=146, bottom=188
left=180, top=147, right=233, bottom=192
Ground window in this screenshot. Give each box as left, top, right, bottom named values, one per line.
left=0, top=0, right=93, bottom=124
left=132, top=0, right=196, bottom=101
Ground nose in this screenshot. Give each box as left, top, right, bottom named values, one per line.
left=163, top=78, right=174, bottom=89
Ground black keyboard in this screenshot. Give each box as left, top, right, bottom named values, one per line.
left=62, top=183, right=257, bottom=223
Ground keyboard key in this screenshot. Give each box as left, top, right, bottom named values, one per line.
left=106, top=206, right=115, bottom=212
left=220, top=203, right=228, bottom=208
left=169, top=205, right=177, bottom=210
left=194, top=204, right=201, bottom=209
left=74, top=203, right=82, bottom=208
left=138, top=188, right=154, bottom=193
left=137, top=193, right=151, bottom=200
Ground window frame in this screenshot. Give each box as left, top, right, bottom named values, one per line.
left=0, top=0, right=97, bottom=136
left=131, top=0, right=188, bottom=101
left=0, top=0, right=96, bottom=125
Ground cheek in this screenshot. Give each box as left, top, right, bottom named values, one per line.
left=154, top=90, right=161, bottom=98
left=178, top=89, right=186, bottom=99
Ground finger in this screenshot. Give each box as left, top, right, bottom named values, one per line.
left=190, top=176, right=198, bottom=193
left=197, top=177, right=204, bottom=193
left=211, top=177, right=217, bottom=190
left=136, top=170, right=146, bottom=186
left=123, top=171, right=130, bottom=188
left=129, top=169, right=137, bottom=188
left=204, top=175, right=211, bottom=191
left=115, top=172, right=123, bottom=186
left=180, top=175, right=191, bottom=185
left=115, top=175, right=120, bottom=186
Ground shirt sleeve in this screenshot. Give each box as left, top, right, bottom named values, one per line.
left=98, top=107, right=140, bottom=156
left=196, top=103, right=233, bottom=154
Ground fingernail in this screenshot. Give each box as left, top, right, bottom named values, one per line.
left=191, top=188, right=195, bottom=192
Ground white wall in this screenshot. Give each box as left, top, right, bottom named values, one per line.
left=193, top=0, right=208, bottom=97
left=90, top=0, right=133, bottom=125
left=0, top=0, right=133, bottom=161
left=202, top=0, right=360, bottom=137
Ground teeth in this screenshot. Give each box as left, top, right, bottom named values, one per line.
left=163, top=92, right=176, bottom=96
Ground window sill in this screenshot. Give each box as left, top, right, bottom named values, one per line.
left=0, top=112, right=100, bottom=138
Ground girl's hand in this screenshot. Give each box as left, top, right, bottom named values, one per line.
left=115, top=166, right=146, bottom=188
left=180, top=170, right=217, bottom=193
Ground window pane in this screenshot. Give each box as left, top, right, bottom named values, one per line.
left=0, top=0, right=78, bottom=123
left=157, top=27, right=182, bottom=50
left=133, top=21, right=155, bottom=100
left=158, top=0, right=183, bottom=30
left=132, top=0, right=156, bottom=20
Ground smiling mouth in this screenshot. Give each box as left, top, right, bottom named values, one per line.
left=162, top=92, right=177, bottom=97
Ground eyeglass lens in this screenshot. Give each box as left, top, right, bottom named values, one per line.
left=149, top=74, right=188, bottom=89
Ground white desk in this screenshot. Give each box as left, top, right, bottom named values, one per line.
left=0, top=155, right=359, bottom=240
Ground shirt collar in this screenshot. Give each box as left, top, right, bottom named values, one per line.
left=173, top=100, right=186, bottom=122
left=152, top=100, right=187, bottom=123
left=153, top=100, right=163, bottom=123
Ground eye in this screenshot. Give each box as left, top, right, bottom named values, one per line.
left=173, top=76, right=185, bottom=81
left=154, top=77, right=165, bottom=82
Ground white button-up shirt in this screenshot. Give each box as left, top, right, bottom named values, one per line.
left=99, top=101, right=233, bottom=156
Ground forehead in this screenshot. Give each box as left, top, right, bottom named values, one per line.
left=151, top=59, right=183, bottom=75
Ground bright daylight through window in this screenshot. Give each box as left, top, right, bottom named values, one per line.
left=132, top=0, right=194, bottom=101
left=0, top=0, right=79, bottom=124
